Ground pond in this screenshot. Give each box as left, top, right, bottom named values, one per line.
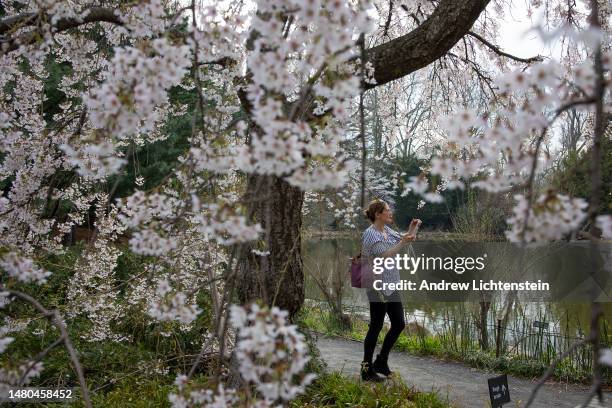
left=302, top=235, right=612, bottom=341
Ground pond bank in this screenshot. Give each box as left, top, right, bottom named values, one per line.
left=303, top=229, right=471, bottom=241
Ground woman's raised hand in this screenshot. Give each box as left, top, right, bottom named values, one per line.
left=403, top=218, right=422, bottom=243
left=408, top=218, right=422, bottom=234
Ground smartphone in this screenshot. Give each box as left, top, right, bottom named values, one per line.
left=407, top=219, right=421, bottom=236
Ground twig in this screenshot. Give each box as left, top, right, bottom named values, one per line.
left=524, top=337, right=589, bottom=407
left=467, top=31, right=543, bottom=64
left=1, top=288, right=92, bottom=408
left=18, top=336, right=64, bottom=386
left=383, top=0, right=394, bottom=38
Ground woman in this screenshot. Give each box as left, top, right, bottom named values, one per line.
left=360, top=199, right=421, bottom=382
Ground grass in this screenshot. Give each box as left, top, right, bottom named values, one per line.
left=291, top=372, right=451, bottom=408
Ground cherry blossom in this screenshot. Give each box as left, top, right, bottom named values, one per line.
left=505, top=193, right=589, bottom=243
left=0, top=253, right=51, bottom=285
left=600, top=348, right=612, bottom=367
left=0, top=337, right=13, bottom=354
left=61, top=141, right=126, bottom=180
left=230, top=303, right=316, bottom=404
left=596, top=215, right=612, bottom=239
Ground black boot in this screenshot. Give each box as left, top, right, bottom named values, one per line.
left=361, top=361, right=384, bottom=382
left=373, top=354, right=392, bottom=376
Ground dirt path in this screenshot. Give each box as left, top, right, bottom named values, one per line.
left=316, top=336, right=611, bottom=408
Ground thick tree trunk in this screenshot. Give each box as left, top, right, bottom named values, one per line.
left=236, top=174, right=305, bottom=318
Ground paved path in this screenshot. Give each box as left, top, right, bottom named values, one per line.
left=316, top=336, right=611, bottom=408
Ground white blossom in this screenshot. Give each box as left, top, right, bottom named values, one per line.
left=0, top=252, right=51, bottom=284
left=230, top=303, right=315, bottom=404
left=505, top=193, right=588, bottom=243
left=0, top=337, right=14, bottom=354
left=599, top=348, right=612, bottom=367
left=596, top=215, right=612, bottom=239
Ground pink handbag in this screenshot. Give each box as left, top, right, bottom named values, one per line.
left=350, top=253, right=373, bottom=289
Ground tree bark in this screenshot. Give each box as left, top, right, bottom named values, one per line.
left=477, top=300, right=491, bottom=350
left=237, top=174, right=304, bottom=318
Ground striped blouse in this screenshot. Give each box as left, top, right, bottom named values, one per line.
left=362, top=224, right=402, bottom=296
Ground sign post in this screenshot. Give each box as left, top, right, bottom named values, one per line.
left=488, top=374, right=510, bottom=407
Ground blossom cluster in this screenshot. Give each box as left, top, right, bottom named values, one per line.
left=0, top=361, right=44, bottom=395
left=596, top=215, right=612, bottom=239
left=504, top=193, right=589, bottom=242
left=169, top=303, right=314, bottom=407
left=170, top=381, right=238, bottom=408
left=84, top=38, right=192, bottom=141
left=226, top=0, right=374, bottom=191
left=148, top=279, right=201, bottom=324
left=60, top=141, right=127, bottom=181
left=0, top=253, right=51, bottom=285
left=230, top=303, right=315, bottom=403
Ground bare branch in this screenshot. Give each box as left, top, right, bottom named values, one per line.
left=0, top=288, right=92, bottom=408
left=467, top=30, right=543, bottom=63
left=383, top=0, right=394, bottom=38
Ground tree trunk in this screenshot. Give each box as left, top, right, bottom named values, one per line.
left=477, top=301, right=490, bottom=350
left=236, top=174, right=305, bottom=319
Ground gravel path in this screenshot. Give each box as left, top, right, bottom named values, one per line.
left=316, top=335, right=611, bottom=408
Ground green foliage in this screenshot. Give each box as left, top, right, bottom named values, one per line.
left=394, top=334, right=442, bottom=355
left=86, top=378, right=174, bottom=408
left=290, top=372, right=450, bottom=408
left=33, top=378, right=175, bottom=408
left=43, top=57, right=72, bottom=123
left=1, top=245, right=216, bottom=399
left=297, top=305, right=369, bottom=342
left=107, top=85, right=197, bottom=198
left=551, top=132, right=612, bottom=216
left=377, top=155, right=471, bottom=231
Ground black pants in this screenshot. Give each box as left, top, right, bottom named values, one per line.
left=363, top=290, right=406, bottom=363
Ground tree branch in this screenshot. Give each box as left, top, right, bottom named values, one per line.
left=1, top=7, right=124, bottom=55
left=364, top=0, right=491, bottom=89
left=467, top=30, right=543, bottom=63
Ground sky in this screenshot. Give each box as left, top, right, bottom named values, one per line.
left=497, top=1, right=593, bottom=60
left=498, top=7, right=551, bottom=58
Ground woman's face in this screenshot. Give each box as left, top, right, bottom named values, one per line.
left=375, top=204, right=393, bottom=224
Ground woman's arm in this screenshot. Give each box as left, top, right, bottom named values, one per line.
left=380, top=233, right=415, bottom=258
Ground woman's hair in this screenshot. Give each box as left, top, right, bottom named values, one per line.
left=363, top=199, right=387, bottom=222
